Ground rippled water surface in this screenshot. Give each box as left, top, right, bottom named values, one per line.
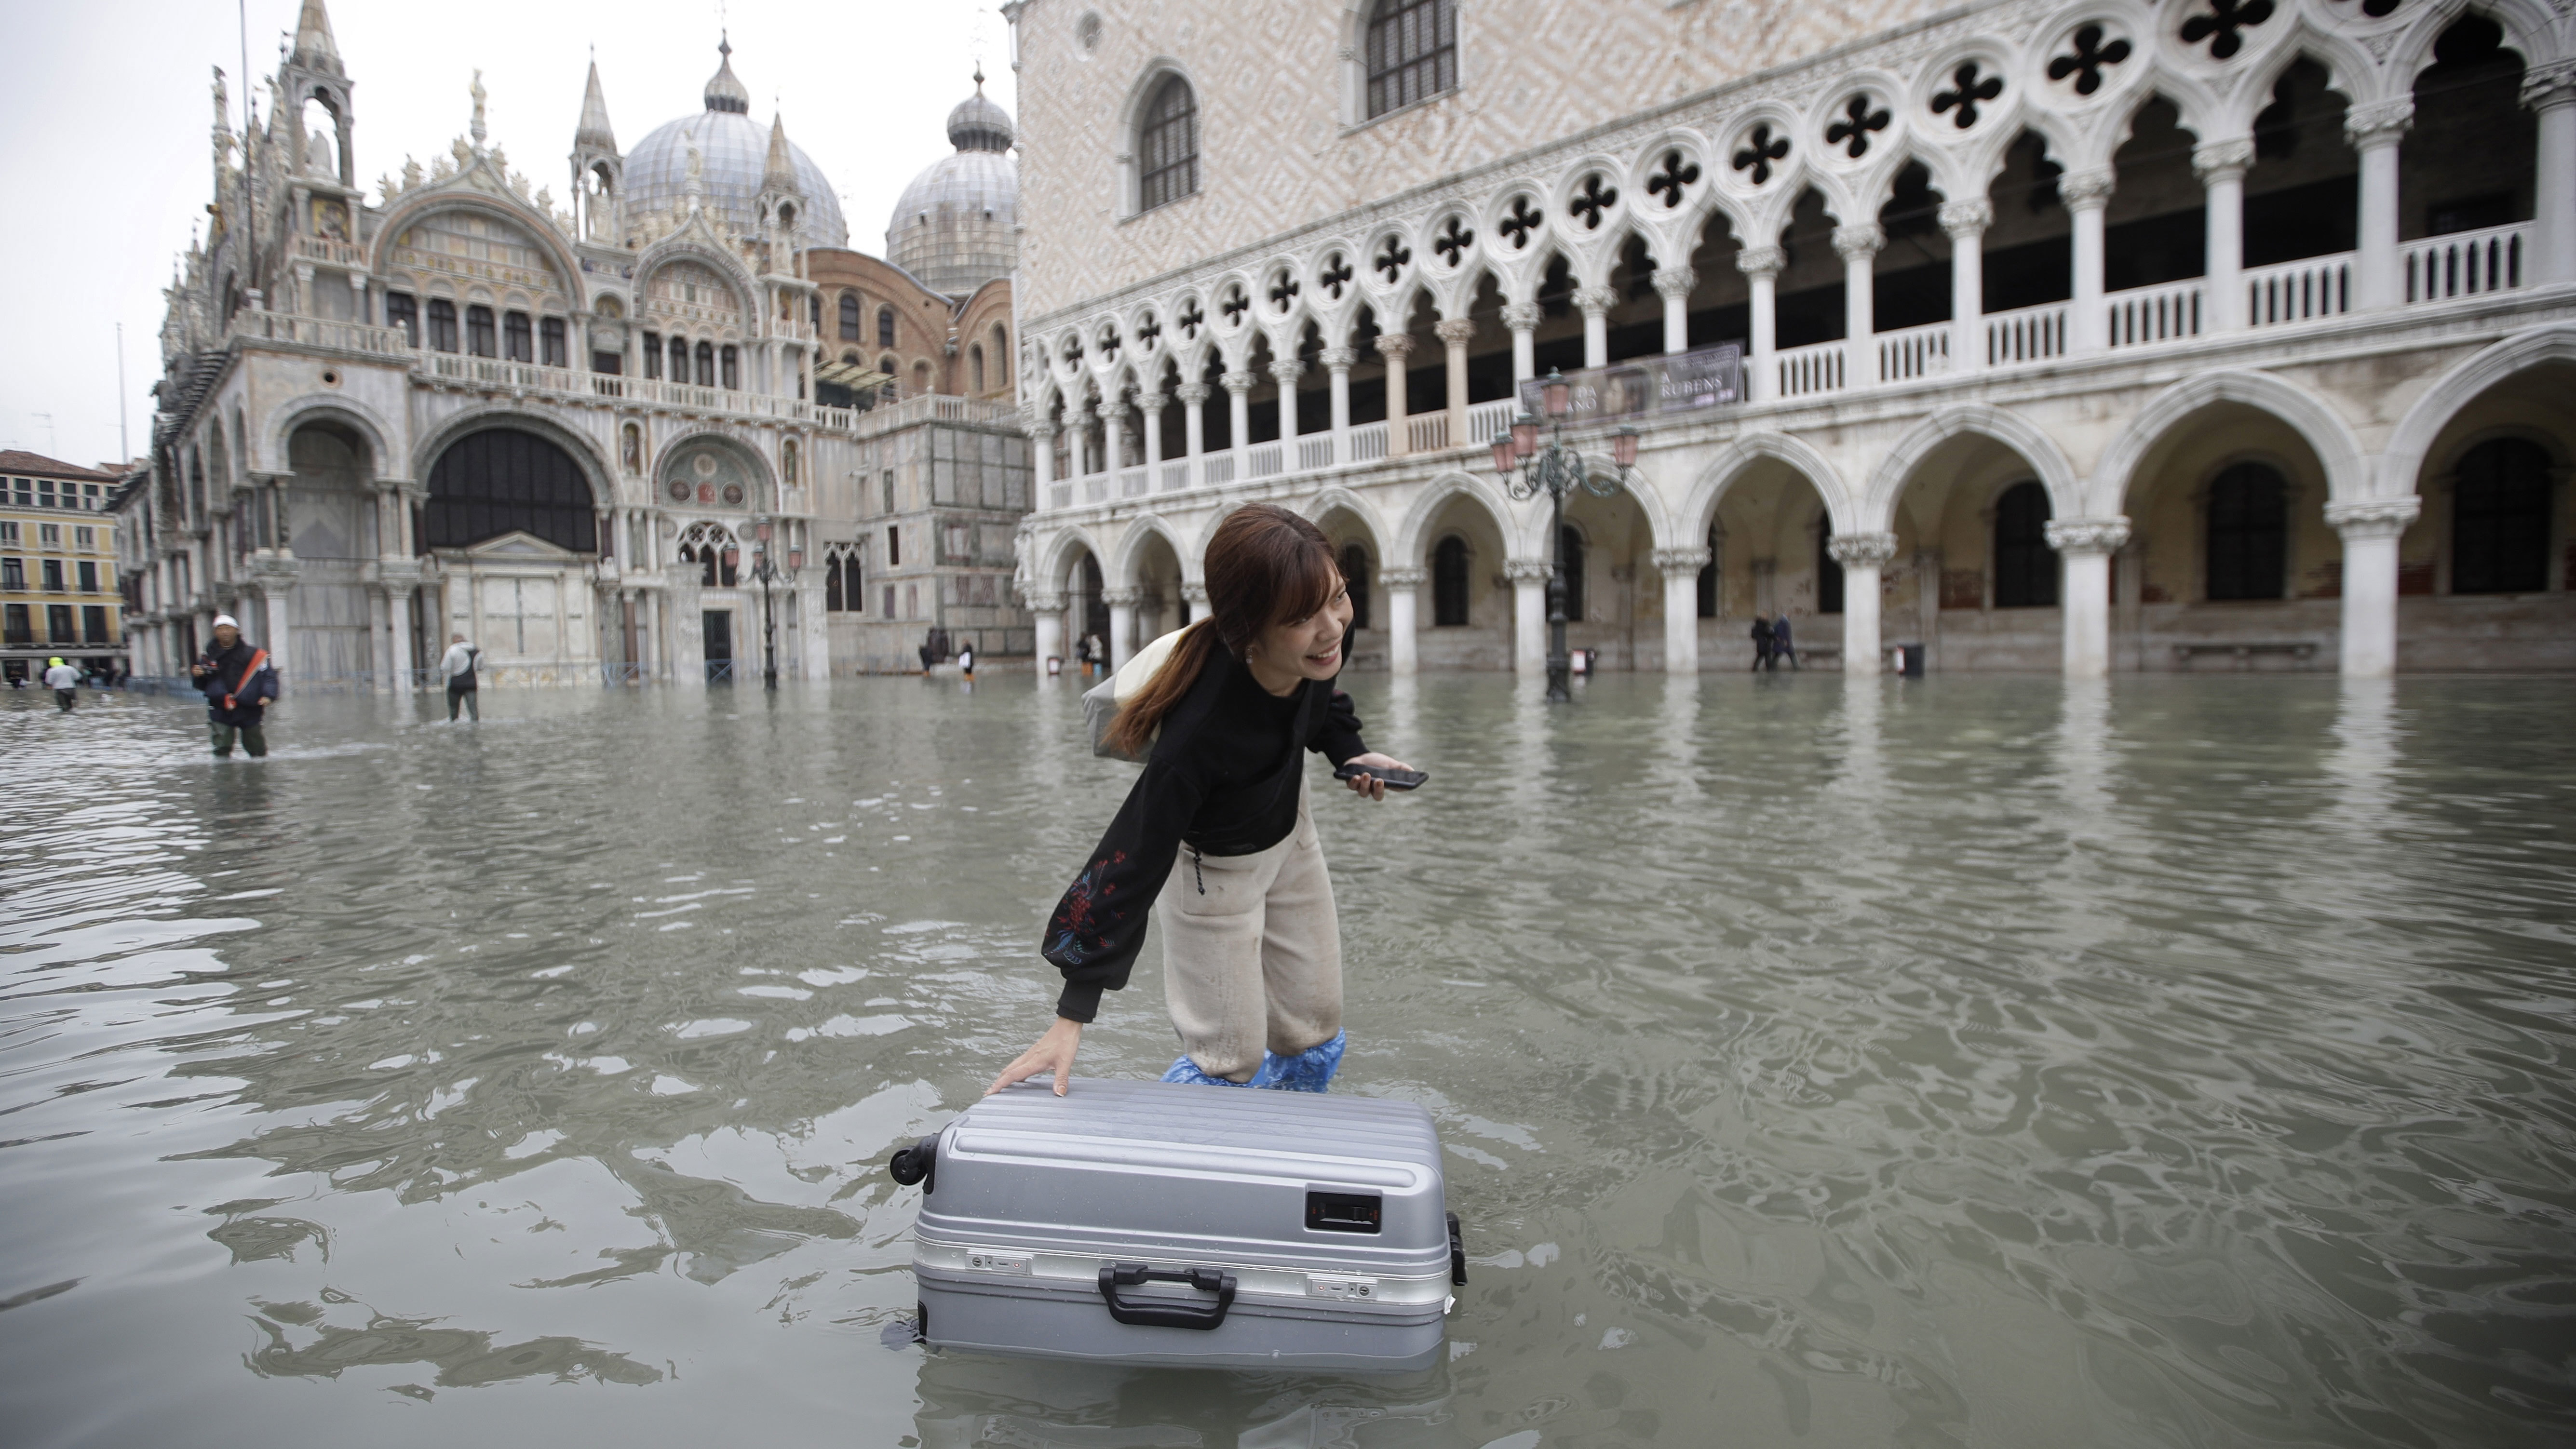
left=4, top=672, right=2574, bottom=1448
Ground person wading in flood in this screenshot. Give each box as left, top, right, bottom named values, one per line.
left=43, top=657, right=79, bottom=711
left=190, top=614, right=277, bottom=758
left=989, top=504, right=1418, bottom=1097
left=440, top=634, right=481, bottom=722
left=1749, top=613, right=1774, bottom=671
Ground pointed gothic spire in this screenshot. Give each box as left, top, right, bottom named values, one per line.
left=291, top=0, right=341, bottom=73
left=763, top=111, right=796, bottom=192
left=576, top=58, right=617, bottom=151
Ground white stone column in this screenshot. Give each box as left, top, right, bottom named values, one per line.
left=1270, top=359, right=1304, bottom=457
left=2327, top=499, right=2421, bottom=678
left=1381, top=566, right=1424, bottom=677
left=1176, top=381, right=1209, bottom=484
left=1501, top=302, right=1540, bottom=384
left=1029, top=589, right=1065, bottom=674
left=2530, top=65, right=2576, bottom=284
left=1179, top=580, right=1208, bottom=628
left=2347, top=101, right=2412, bottom=309
left=1224, top=369, right=1255, bottom=477
left=1435, top=317, right=1476, bottom=448
left=2194, top=139, right=2252, bottom=332
left=2045, top=517, right=2131, bottom=679
left=1738, top=245, right=1782, bottom=402
left=1940, top=200, right=1989, bottom=373
left=1654, top=547, right=1711, bottom=673
left=1828, top=533, right=1897, bottom=676
left=1099, top=399, right=1125, bottom=476
left=1575, top=286, right=1615, bottom=368
left=1507, top=559, right=1551, bottom=675
left=1653, top=268, right=1695, bottom=355
left=1322, top=346, right=1356, bottom=465
left=2062, top=169, right=2114, bottom=353
left=1833, top=224, right=1883, bottom=383
left=385, top=581, right=418, bottom=688
left=1103, top=586, right=1141, bottom=671
left=1375, top=334, right=1414, bottom=456
left=1029, top=421, right=1057, bottom=497
left=1139, top=390, right=1166, bottom=473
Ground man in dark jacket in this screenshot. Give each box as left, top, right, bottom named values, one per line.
left=1749, top=615, right=1774, bottom=671
left=190, top=614, right=277, bottom=758
left=1772, top=612, right=1799, bottom=670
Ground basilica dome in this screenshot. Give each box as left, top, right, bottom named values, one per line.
left=886, top=76, right=1018, bottom=297
left=625, top=39, right=848, bottom=250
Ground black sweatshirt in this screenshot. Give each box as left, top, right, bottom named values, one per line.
left=1042, top=645, right=1368, bottom=1022
left=195, top=639, right=276, bottom=726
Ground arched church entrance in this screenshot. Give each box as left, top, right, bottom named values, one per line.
left=422, top=427, right=603, bottom=678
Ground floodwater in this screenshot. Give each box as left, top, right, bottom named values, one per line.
left=3, top=671, right=2573, bottom=1449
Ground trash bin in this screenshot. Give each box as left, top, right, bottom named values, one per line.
left=1892, top=643, right=1926, bottom=677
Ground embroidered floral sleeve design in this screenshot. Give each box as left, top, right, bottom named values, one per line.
left=1046, top=851, right=1127, bottom=965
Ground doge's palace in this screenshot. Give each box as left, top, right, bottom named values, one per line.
left=1007, top=0, right=2576, bottom=677
left=117, top=1, right=1034, bottom=689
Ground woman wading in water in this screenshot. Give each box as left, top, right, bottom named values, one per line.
left=988, top=505, right=1416, bottom=1096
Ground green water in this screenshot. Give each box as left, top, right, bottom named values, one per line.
left=2, top=673, right=2571, bottom=1447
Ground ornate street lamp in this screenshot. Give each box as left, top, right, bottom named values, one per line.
left=746, top=520, right=800, bottom=690
left=1492, top=368, right=1639, bottom=702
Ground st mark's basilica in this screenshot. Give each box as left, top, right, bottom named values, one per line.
left=117, top=0, right=1029, bottom=686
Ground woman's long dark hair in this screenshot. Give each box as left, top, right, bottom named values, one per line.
left=1106, top=504, right=1339, bottom=757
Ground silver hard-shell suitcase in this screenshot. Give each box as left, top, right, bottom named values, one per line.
left=891, top=1078, right=1464, bottom=1371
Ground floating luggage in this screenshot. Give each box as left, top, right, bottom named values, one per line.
left=889, top=1078, right=1464, bottom=1371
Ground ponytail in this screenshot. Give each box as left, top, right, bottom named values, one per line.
left=1102, top=504, right=1338, bottom=758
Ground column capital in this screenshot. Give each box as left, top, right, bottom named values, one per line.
left=2043, top=516, right=2131, bottom=555
left=1735, top=244, right=1786, bottom=279
left=1096, top=399, right=1121, bottom=420
left=1830, top=224, right=1885, bottom=261
left=1826, top=532, right=1899, bottom=568
left=1179, top=580, right=1210, bottom=605
left=2324, top=497, right=2422, bottom=538
left=1319, top=346, right=1359, bottom=371
left=2058, top=168, right=2116, bottom=211
left=1024, top=590, right=1066, bottom=614
left=1374, top=332, right=1417, bottom=360
left=1937, top=199, right=1993, bottom=238
left=1379, top=566, right=1427, bottom=588
left=1222, top=369, right=1257, bottom=395
left=1499, top=302, right=1542, bottom=333
left=1023, top=416, right=1057, bottom=441
left=1652, top=546, right=1713, bottom=573
left=2191, top=137, right=2256, bottom=183
left=1268, top=358, right=1305, bottom=385
left=1174, top=381, right=1211, bottom=406
left=1136, top=389, right=1168, bottom=413
left=1504, top=558, right=1556, bottom=583
left=1651, top=266, right=1698, bottom=300
left=1573, top=284, right=1618, bottom=317
left=1100, top=586, right=1145, bottom=607
left=1434, top=316, right=1479, bottom=346
left=2522, top=58, right=2576, bottom=110
left=2344, top=98, right=2414, bottom=149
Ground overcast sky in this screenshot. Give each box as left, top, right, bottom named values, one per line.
left=0, top=0, right=1012, bottom=471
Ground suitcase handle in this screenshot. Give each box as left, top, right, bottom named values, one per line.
left=1097, top=1263, right=1236, bottom=1329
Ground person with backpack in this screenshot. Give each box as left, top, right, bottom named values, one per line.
left=988, top=505, right=1417, bottom=1098
left=189, top=614, right=278, bottom=758
left=43, top=657, right=79, bottom=711
left=439, top=634, right=481, bottom=721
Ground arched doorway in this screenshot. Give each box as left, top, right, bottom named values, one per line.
left=421, top=427, right=602, bottom=675
left=424, top=428, right=598, bottom=553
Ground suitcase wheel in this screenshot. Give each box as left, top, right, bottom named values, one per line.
left=888, top=1134, right=938, bottom=1192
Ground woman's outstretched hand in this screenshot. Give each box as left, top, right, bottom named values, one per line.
left=987, top=1016, right=1084, bottom=1096
left=1340, top=751, right=1417, bottom=802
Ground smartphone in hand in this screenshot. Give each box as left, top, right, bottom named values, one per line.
left=1335, top=762, right=1429, bottom=791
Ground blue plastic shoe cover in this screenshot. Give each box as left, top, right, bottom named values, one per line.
left=1249, top=1030, right=1346, bottom=1093
left=1160, top=1054, right=1252, bottom=1087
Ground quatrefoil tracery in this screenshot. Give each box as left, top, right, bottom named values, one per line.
left=2180, top=0, right=2275, bottom=61
left=1645, top=149, right=1701, bottom=209
left=1567, top=174, right=1620, bottom=230
left=1826, top=94, right=1892, bottom=159
left=1374, top=237, right=1412, bottom=284
left=1134, top=313, right=1161, bottom=352
left=2047, top=25, right=2132, bottom=96
left=1931, top=62, right=2003, bottom=130
left=1268, top=271, right=1300, bottom=314
left=1218, top=285, right=1250, bottom=325
left=1497, top=197, right=1543, bottom=250
left=1732, top=123, right=1790, bottom=185
left=1317, top=253, right=1354, bottom=301
left=1177, top=300, right=1205, bottom=340
left=1432, top=215, right=1475, bottom=266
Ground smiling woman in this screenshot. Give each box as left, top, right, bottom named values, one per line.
left=990, top=504, right=1419, bottom=1098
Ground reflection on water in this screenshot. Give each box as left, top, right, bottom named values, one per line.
left=2, top=675, right=2573, bottom=1447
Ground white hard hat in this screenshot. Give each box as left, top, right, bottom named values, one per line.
left=212, top=614, right=240, bottom=629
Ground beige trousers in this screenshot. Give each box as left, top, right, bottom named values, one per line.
left=1155, top=778, right=1343, bottom=1082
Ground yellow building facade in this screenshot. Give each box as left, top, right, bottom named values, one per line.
left=1, top=451, right=125, bottom=683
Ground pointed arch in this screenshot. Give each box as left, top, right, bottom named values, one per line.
left=2380, top=325, right=2576, bottom=501
left=1861, top=404, right=2083, bottom=532
left=1299, top=484, right=1392, bottom=556
left=2090, top=368, right=2369, bottom=515
left=1675, top=430, right=1860, bottom=543
left=1109, top=511, right=1193, bottom=588
left=1039, top=524, right=1110, bottom=595
left=262, top=393, right=401, bottom=481
left=1392, top=470, right=1517, bottom=566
